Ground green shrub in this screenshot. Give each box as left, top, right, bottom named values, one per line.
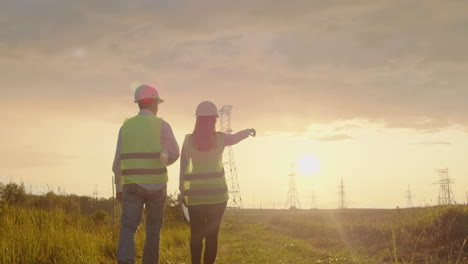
left=92, top=210, right=108, bottom=224
left=0, top=183, right=26, bottom=205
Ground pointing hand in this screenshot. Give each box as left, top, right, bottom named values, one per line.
left=250, top=129, right=256, bottom=137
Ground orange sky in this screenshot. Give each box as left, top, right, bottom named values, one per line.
left=1, top=0, right=468, bottom=208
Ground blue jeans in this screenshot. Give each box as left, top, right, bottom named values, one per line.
left=117, top=184, right=167, bottom=264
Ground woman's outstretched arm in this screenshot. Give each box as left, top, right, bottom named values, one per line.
left=223, top=129, right=255, bottom=147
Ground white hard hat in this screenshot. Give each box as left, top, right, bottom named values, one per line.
left=195, top=101, right=219, bottom=117
left=134, top=85, right=164, bottom=103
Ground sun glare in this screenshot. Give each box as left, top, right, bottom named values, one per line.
left=297, top=155, right=319, bottom=175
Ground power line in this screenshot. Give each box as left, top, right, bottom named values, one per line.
left=219, top=105, right=243, bottom=210
left=260, top=201, right=277, bottom=209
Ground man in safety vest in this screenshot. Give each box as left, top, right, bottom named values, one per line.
left=112, top=85, right=179, bottom=264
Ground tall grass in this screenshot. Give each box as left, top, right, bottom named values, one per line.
left=0, top=201, right=191, bottom=264
left=0, top=205, right=116, bottom=264
left=266, top=206, right=468, bottom=263
left=1, top=191, right=467, bottom=264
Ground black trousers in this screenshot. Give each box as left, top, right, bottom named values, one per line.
left=188, top=202, right=227, bottom=264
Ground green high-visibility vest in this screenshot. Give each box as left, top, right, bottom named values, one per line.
left=183, top=132, right=229, bottom=205
left=120, top=115, right=168, bottom=184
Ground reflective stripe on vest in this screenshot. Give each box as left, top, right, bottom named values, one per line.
left=121, top=153, right=161, bottom=159
left=184, top=187, right=228, bottom=196
left=120, top=115, right=168, bottom=184
left=183, top=133, right=229, bottom=205
left=183, top=170, right=225, bottom=180
left=122, top=168, right=168, bottom=175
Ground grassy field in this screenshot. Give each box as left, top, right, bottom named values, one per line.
left=0, top=199, right=467, bottom=264
left=231, top=207, right=468, bottom=263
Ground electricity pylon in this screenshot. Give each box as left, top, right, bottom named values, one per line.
left=405, top=185, right=415, bottom=208
left=338, top=177, right=346, bottom=209
left=466, top=189, right=468, bottom=205
left=285, top=168, right=301, bottom=209
left=310, top=190, right=318, bottom=209
left=433, top=168, right=455, bottom=205
left=92, top=184, right=98, bottom=207
left=219, top=105, right=243, bottom=209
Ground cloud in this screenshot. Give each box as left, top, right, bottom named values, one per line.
left=1, top=0, right=468, bottom=133
left=264, top=120, right=357, bottom=142
left=333, top=124, right=361, bottom=132
left=410, top=141, right=451, bottom=147
left=314, top=134, right=354, bottom=142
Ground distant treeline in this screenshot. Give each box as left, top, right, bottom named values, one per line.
left=0, top=182, right=115, bottom=216
left=0, top=182, right=183, bottom=223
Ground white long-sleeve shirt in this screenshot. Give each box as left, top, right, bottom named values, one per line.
left=112, top=109, right=180, bottom=192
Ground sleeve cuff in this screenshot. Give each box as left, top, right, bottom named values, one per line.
left=241, top=129, right=251, bottom=139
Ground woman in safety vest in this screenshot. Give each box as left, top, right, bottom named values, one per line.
left=179, top=101, right=255, bottom=264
